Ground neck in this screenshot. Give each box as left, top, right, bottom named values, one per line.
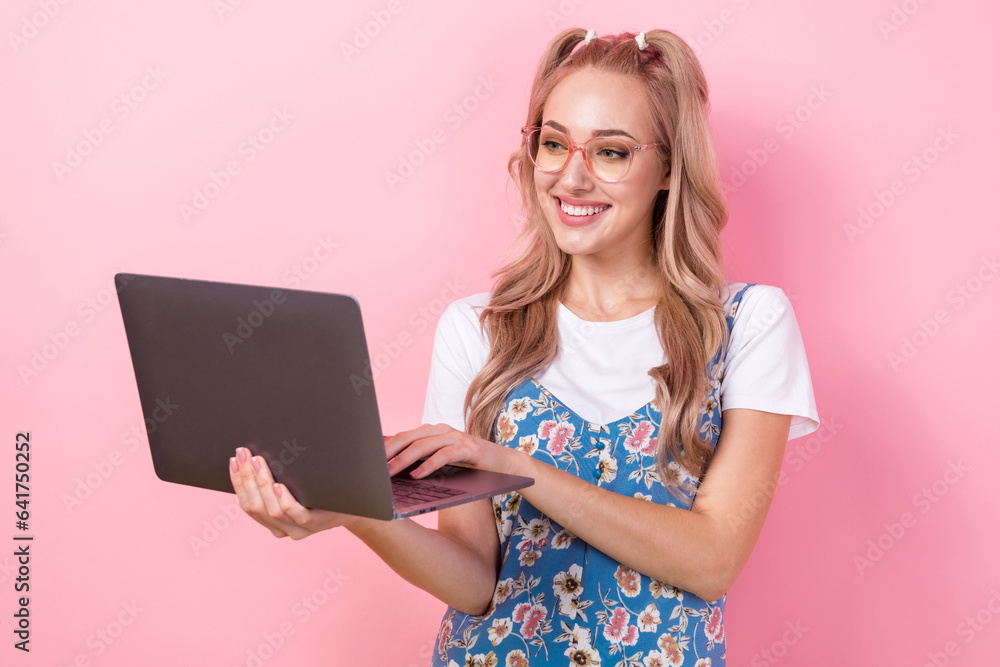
left=560, top=250, right=662, bottom=322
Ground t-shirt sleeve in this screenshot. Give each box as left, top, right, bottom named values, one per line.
left=421, top=296, right=491, bottom=432
left=720, top=285, right=820, bottom=440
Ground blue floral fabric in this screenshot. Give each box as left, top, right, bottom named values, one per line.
left=432, top=284, right=756, bottom=667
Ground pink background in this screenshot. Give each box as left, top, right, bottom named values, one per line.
left=3, top=0, right=999, bottom=665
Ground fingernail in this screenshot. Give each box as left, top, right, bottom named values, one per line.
left=410, top=467, right=423, bottom=478
left=251, top=456, right=261, bottom=473
left=230, top=457, right=238, bottom=474
left=237, top=447, right=248, bottom=463
left=273, top=483, right=282, bottom=497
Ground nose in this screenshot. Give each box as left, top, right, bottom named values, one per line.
left=559, top=146, right=594, bottom=189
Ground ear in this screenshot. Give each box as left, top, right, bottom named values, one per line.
left=658, top=166, right=671, bottom=190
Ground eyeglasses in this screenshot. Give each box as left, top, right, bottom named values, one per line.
left=521, top=125, right=663, bottom=183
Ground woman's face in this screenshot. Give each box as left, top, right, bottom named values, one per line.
left=533, top=67, right=670, bottom=265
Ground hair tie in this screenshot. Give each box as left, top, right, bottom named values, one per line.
left=635, top=32, right=648, bottom=50
left=584, top=29, right=597, bottom=45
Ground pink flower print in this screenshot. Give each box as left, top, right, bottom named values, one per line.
left=523, top=518, right=551, bottom=546
left=705, top=606, right=725, bottom=643
left=517, top=545, right=541, bottom=567
left=615, top=565, right=641, bottom=598
left=523, top=605, right=547, bottom=638
left=512, top=602, right=547, bottom=639
left=468, top=651, right=498, bottom=667
left=496, top=412, right=517, bottom=443
left=641, top=435, right=657, bottom=457
left=624, top=420, right=655, bottom=454
left=551, top=529, right=576, bottom=549
left=603, top=607, right=631, bottom=643
left=488, top=618, right=513, bottom=646
left=539, top=419, right=575, bottom=455
left=622, top=624, right=639, bottom=646
left=638, top=603, right=661, bottom=632
left=658, top=634, right=685, bottom=667
left=649, top=580, right=682, bottom=600
left=437, top=618, right=452, bottom=655
left=507, top=397, right=532, bottom=421
left=505, top=650, right=530, bottom=667
left=516, top=434, right=538, bottom=455
left=643, top=652, right=667, bottom=667
left=494, top=578, right=514, bottom=604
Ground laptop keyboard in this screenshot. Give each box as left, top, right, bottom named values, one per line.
left=391, top=477, right=465, bottom=507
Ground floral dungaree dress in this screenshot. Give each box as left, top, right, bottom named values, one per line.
left=432, top=284, right=756, bottom=667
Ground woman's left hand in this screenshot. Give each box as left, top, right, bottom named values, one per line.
left=384, top=423, right=526, bottom=479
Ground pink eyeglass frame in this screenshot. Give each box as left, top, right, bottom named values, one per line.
left=521, top=125, right=663, bottom=183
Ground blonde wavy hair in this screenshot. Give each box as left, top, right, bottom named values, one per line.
left=464, top=28, right=729, bottom=502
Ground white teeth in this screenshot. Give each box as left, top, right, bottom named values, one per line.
left=559, top=199, right=609, bottom=216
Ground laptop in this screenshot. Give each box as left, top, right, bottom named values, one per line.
left=115, top=272, right=533, bottom=520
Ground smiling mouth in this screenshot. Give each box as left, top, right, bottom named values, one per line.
left=556, top=197, right=610, bottom=217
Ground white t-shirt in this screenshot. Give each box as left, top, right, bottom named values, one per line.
left=422, top=282, right=820, bottom=441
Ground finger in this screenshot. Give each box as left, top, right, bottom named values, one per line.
left=384, top=424, right=446, bottom=462
left=230, top=447, right=261, bottom=513
left=409, top=441, right=468, bottom=479
left=233, top=447, right=346, bottom=540
left=249, top=455, right=286, bottom=515
left=271, top=482, right=323, bottom=531
left=251, top=460, right=345, bottom=537
left=398, top=432, right=476, bottom=478
left=232, top=447, right=289, bottom=538
left=270, top=482, right=353, bottom=540
left=385, top=432, right=445, bottom=477
left=383, top=429, right=414, bottom=462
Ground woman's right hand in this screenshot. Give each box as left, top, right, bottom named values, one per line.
left=229, top=446, right=363, bottom=540
left=231, top=441, right=501, bottom=615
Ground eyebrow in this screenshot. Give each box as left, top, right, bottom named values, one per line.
left=543, top=120, right=639, bottom=142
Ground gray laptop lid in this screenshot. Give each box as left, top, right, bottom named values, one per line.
left=116, top=273, right=533, bottom=520
left=116, top=273, right=407, bottom=518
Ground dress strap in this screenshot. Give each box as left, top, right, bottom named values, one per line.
left=714, top=282, right=756, bottom=366
left=726, top=282, right=757, bottom=332
left=691, top=282, right=759, bottom=497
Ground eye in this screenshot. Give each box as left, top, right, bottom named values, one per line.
left=541, top=138, right=568, bottom=153
left=596, top=147, right=628, bottom=161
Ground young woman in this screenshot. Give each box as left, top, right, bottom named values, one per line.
left=231, top=28, right=819, bottom=667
